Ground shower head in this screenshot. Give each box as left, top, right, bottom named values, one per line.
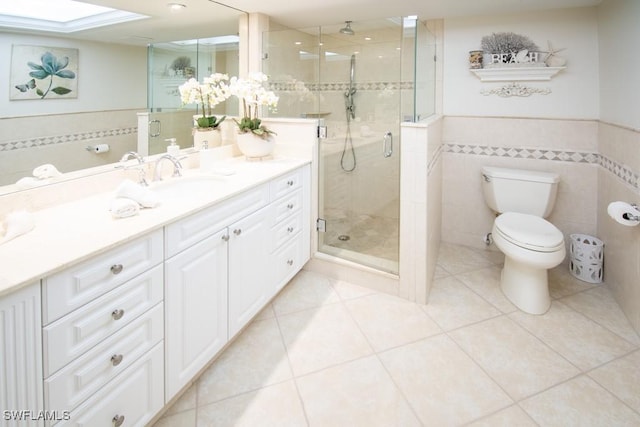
left=339, top=21, right=354, bottom=35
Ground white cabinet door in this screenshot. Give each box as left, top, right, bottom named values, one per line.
left=228, top=205, right=272, bottom=338
left=165, top=229, right=228, bottom=402
left=0, top=283, right=43, bottom=427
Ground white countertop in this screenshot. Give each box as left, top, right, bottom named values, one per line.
left=0, top=156, right=310, bottom=297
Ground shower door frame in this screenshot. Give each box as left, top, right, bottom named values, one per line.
left=315, top=18, right=405, bottom=275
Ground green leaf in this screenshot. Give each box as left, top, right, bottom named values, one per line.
left=196, top=117, right=210, bottom=128
left=36, top=88, right=44, bottom=96
left=51, top=87, right=72, bottom=95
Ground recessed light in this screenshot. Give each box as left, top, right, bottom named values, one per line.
left=364, top=37, right=372, bottom=41
left=295, top=41, right=302, bottom=45
left=168, top=3, right=186, bottom=12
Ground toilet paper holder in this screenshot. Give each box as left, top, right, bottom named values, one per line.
left=608, top=201, right=640, bottom=226
left=623, top=203, right=640, bottom=221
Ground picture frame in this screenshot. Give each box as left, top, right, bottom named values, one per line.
left=10, top=45, right=79, bottom=100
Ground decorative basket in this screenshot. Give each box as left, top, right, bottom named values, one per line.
left=569, top=234, right=604, bottom=284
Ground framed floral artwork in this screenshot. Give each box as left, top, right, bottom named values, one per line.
left=10, top=45, right=79, bottom=100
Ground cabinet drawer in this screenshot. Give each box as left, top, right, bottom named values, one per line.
left=270, top=168, right=302, bottom=201
left=272, top=236, right=303, bottom=293
left=271, top=189, right=302, bottom=226
left=43, top=265, right=163, bottom=376
left=42, top=230, right=163, bottom=324
left=166, top=183, right=269, bottom=258
left=271, top=214, right=302, bottom=252
left=45, top=304, right=163, bottom=414
left=55, top=342, right=164, bottom=427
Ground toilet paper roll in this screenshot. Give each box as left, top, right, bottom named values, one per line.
left=94, top=143, right=110, bottom=154
left=607, top=201, right=640, bottom=226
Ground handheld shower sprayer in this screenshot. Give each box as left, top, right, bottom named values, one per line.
left=344, top=54, right=357, bottom=121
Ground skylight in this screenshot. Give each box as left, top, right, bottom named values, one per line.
left=0, top=0, right=148, bottom=33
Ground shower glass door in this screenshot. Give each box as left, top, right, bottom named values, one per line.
left=316, top=19, right=403, bottom=274
left=263, top=18, right=409, bottom=275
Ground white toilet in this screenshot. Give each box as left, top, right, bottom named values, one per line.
left=481, top=166, right=566, bottom=315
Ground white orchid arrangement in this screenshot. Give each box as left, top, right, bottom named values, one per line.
left=179, top=73, right=230, bottom=129
left=228, top=72, right=279, bottom=139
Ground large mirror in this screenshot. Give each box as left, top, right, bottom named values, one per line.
left=0, top=0, right=246, bottom=191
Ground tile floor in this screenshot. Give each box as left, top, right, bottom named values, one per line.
left=152, top=242, right=640, bottom=427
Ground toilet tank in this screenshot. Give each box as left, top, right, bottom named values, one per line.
left=481, top=166, right=560, bottom=217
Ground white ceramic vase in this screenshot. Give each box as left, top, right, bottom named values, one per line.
left=236, top=132, right=275, bottom=159
left=193, top=128, right=221, bottom=150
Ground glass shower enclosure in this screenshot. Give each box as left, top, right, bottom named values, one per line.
left=264, top=17, right=435, bottom=275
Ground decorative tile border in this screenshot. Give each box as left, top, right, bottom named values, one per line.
left=0, top=127, right=138, bottom=152
left=444, top=143, right=639, bottom=192
left=599, top=155, right=640, bottom=191
left=269, top=81, right=414, bottom=92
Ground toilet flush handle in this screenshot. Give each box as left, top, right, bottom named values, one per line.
left=482, top=174, right=491, bottom=182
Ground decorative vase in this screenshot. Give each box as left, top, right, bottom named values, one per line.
left=236, top=132, right=275, bottom=159
left=193, top=128, right=221, bottom=150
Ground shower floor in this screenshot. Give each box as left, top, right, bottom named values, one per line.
left=322, top=207, right=399, bottom=263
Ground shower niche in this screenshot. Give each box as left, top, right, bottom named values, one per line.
left=263, top=17, right=436, bottom=275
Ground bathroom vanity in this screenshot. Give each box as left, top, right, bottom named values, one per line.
left=0, top=158, right=311, bottom=426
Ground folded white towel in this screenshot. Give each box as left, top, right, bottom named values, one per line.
left=0, top=210, right=35, bottom=244
left=115, top=179, right=159, bottom=208
left=109, top=198, right=140, bottom=219
left=15, top=177, right=51, bottom=189
left=33, top=164, right=62, bottom=179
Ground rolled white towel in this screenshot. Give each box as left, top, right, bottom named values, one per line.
left=115, top=179, right=159, bottom=208
left=109, top=198, right=140, bottom=219
left=33, top=164, right=62, bottom=179
left=0, top=210, right=35, bottom=244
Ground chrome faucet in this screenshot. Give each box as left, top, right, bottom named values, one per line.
left=120, top=151, right=145, bottom=164
left=119, top=151, right=148, bottom=186
left=153, top=154, right=183, bottom=181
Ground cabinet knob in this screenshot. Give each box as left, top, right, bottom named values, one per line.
left=287, top=227, right=294, bottom=233
left=110, top=264, right=124, bottom=275
left=111, top=354, right=124, bottom=366
left=287, top=203, right=294, bottom=209
left=287, top=259, right=294, bottom=266
left=112, top=414, right=125, bottom=427
left=233, top=229, right=242, bottom=236
left=222, top=234, right=230, bottom=241
left=287, top=180, right=294, bottom=186
left=111, top=309, right=125, bottom=320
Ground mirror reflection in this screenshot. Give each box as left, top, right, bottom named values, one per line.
left=0, top=1, right=244, bottom=191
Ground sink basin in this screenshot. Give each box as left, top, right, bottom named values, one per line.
left=151, top=175, right=226, bottom=200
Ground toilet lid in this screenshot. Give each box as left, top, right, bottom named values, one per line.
left=494, top=212, right=565, bottom=251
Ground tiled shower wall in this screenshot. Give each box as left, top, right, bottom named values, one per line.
left=0, top=110, right=139, bottom=186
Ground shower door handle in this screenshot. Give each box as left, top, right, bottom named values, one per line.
left=149, top=119, right=161, bottom=138
left=383, top=131, right=393, bottom=158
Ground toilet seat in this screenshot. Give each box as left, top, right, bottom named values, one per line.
left=494, top=212, right=564, bottom=252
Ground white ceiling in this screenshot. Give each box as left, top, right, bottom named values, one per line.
left=4, top=0, right=602, bottom=45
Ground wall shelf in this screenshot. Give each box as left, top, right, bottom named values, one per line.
left=470, top=67, right=566, bottom=82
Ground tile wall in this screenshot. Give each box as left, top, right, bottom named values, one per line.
left=0, top=110, right=140, bottom=186
left=597, top=122, right=640, bottom=333
left=441, top=116, right=640, bottom=335
left=441, top=116, right=599, bottom=250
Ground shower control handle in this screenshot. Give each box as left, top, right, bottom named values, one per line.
left=383, top=131, right=393, bottom=158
